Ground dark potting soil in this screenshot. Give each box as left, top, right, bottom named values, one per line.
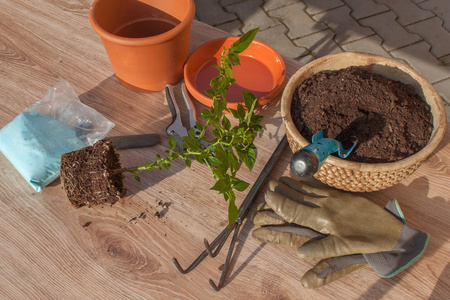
left=291, top=66, right=433, bottom=163
left=60, top=140, right=126, bottom=207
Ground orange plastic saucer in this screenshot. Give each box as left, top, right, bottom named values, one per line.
left=184, top=37, right=286, bottom=110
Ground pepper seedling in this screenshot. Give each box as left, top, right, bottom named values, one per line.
left=117, top=28, right=262, bottom=225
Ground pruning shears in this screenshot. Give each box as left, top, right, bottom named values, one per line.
left=165, top=83, right=203, bottom=150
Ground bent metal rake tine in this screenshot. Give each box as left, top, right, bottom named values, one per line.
left=204, top=222, right=236, bottom=258
left=209, top=218, right=242, bottom=291
left=208, top=135, right=288, bottom=291
left=172, top=225, right=231, bottom=274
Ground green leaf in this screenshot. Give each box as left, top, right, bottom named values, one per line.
left=205, top=144, right=216, bottom=154
left=212, top=128, right=223, bottom=140
left=208, top=156, right=222, bottom=167
left=224, top=66, right=234, bottom=81
left=183, top=135, right=201, bottom=151
left=194, top=156, right=205, bottom=164
left=230, top=28, right=260, bottom=53
left=201, top=109, right=212, bottom=119
left=216, top=98, right=227, bottom=113
left=252, top=115, right=264, bottom=125
left=228, top=196, right=238, bottom=226
left=168, top=135, right=176, bottom=150
left=233, top=180, right=250, bottom=192
left=222, top=115, right=231, bottom=131
left=212, top=166, right=225, bottom=180
left=228, top=53, right=240, bottom=66
left=185, top=158, right=192, bottom=168
left=214, top=146, right=229, bottom=169
left=205, top=89, right=216, bottom=98
left=230, top=108, right=239, bottom=119
left=237, top=147, right=256, bottom=171
left=210, top=75, right=227, bottom=91
left=211, top=179, right=230, bottom=193
left=227, top=151, right=239, bottom=172
left=237, top=103, right=246, bottom=121
left=134, top=174, right=141, bottom=182
left=188, top=127, right=198, bottom=139
left=195, top=122, right=204, bottom=133
left=243, top=91, right=257, bottom=112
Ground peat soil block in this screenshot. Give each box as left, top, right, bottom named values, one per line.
left=60, top=139, right=126, bottom=207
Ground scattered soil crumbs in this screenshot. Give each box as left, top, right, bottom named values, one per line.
left=60, top=140, right=126, bottom=207
left=154, top=200, right=171, bottom=219
left=130, top=212, right=147, bottom=222
left=291, top=66, right=433, bottom=163
left=82, top=221, right=92, bottom=228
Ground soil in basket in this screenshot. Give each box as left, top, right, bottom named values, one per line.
left=291, top=66, right=433, bottom=163
left=60, top=140, right=126, bottom=207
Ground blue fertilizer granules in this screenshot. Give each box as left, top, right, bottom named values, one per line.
left=0, top=111, right=86, bottom=192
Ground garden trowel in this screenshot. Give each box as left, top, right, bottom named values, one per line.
left=290, top=130, right=356, bottom=177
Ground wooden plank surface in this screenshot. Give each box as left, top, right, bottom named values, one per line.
left=0, top=1, right=449, bottom=299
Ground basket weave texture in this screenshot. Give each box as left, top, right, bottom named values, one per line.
left=281, top=52, right=447, bottom=192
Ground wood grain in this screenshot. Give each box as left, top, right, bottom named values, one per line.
left=1, top=1, right=449, bottom=299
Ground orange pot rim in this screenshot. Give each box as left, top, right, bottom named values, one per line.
left=89, top=0, right=195, bottom=46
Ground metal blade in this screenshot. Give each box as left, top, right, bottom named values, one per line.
left=165, top=84, right=188, bottom=148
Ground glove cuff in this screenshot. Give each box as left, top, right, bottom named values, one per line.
left=363, top=224, right=429, bottom=278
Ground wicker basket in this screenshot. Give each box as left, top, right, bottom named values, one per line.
left=281, top=52, right=447, bottom=192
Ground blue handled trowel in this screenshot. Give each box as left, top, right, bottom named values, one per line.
left=290, top=130, right=356, bottom=177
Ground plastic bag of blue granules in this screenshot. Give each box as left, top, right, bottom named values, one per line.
left=0, top=80, right=114, bottom=192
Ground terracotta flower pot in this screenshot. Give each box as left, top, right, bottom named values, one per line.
left=89, top=0, right=195, bottom=92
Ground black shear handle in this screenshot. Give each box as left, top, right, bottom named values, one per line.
left=165, top=84, right=179, bottom=125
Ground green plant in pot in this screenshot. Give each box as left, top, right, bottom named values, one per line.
left=60, top=29, right=262, bottom=226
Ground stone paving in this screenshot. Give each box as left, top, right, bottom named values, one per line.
left=194, top=0, right=450, bottom=121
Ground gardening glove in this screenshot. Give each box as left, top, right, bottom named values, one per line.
left=252, top=177, right=429, bottom=288
left=253, top=196, right=411, bottom=288
left=253, top=198, right=366, bottom=288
